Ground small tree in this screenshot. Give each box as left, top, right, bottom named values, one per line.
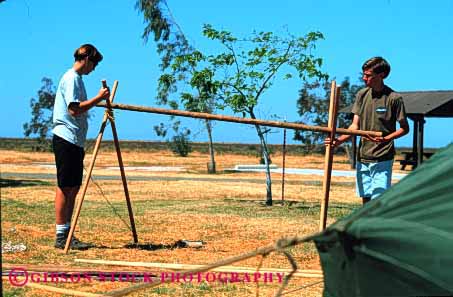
left=158, top=50, right=221, bottom=170
left=294, top=77, right=364, bottom=151
left=154, top=119, right=192, bottom=157
left=169, top=130, right=192, bottom=157
left=201, top=25, right=328, bottom=206
left=23, top=77, right=55, bottom=151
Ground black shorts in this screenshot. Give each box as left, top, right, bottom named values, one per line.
left=52, top=135, right=85, bottom=188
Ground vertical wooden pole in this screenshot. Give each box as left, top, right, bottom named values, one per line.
left=351, top=135, right=357, bottom=169
left=108, top=104, right=138, bottom=243
left=319, top=82, right=341, bottom=231
left=281, top=126, right=287, bottom=201
left=104, top=80, right=137, bottom=242
left=64, top=81, right=119, bottom=254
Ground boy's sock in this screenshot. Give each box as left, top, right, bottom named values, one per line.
left=56, top=224, right=68, bottom=238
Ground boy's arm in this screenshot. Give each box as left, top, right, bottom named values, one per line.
left=68, top=87, right=109, bottom=116
left=325, top=114, right=360, bottom=147
left=367, top=119, right=410, bottom=143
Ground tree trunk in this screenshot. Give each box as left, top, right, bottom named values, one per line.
left=249, top=108, right=272, bottom=206
left=205, top=119, right=216, bottom=174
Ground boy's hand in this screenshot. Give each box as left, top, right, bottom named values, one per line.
left=366, top=134, right=388, bottom=143
left=325, top=137, right=340, bottom=147
left=97, top=87, right=110, bottom=101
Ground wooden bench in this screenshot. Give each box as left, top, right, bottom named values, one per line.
left=399, top=151, right=435, bottom=170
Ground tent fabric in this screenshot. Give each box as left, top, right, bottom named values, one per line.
left=314, top=144, right=453, bottom=297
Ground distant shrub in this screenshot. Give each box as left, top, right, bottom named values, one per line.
left=169, top=133, right=192, bottom=157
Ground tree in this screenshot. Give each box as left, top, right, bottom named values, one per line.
left=157, top=50, right=221, bottom=169
left=201, top=25, right=328, bottom=206
left=136, top=0, right=218, bottom=171
left=23, top=77, right=56, bottom=151
left=154, top=118, right=192, bottom=157
left=294, top=77, right=364, bottom=151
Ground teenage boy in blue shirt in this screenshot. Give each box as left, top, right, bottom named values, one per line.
left=52, top=44, right=110, bottom=249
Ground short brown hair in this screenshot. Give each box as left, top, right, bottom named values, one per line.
left=73, top=44, right=103, bottom=64
left=362, top=56, right=391, bottom=79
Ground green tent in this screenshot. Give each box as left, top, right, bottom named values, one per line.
left=314, top=144, right=453, bottom=297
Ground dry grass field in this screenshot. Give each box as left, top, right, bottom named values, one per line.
left=1, top=147, right=407, bottom=296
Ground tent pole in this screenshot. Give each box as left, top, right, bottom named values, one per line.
left=64, top=81, right=120, bottom=254
left=109, top=113, right=138, bottom=243
left=319, top=82, right=340, bottom=231
left=96, top=102, right=382, bottom=138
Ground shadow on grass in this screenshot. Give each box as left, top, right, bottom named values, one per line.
left=0, top=178, right=52, bottom=188
left=218, top=198, right=361, bottom=220
left=63, top=240, right=200, bottom=251
left=124, top=240, right=203, bottom=251
left=225, top=198, right=358, bottom=209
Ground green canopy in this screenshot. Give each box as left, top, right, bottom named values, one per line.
left=314, top=144, right=453, bottom=297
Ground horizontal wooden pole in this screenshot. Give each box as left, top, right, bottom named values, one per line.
left=1, top=276, right=105, bottom=297
left=96, top=102, right=382, bottom=138
left=75, top=259, right=323, bottom=278
left=1, top=263, right=155, bottom=274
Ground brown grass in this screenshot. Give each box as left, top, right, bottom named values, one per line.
left=1, top=148, right=404, bottom=296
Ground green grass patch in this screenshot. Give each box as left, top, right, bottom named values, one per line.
left=1, top=199, right=54, bottom=225
left=2, top=286, right=29, bottom=297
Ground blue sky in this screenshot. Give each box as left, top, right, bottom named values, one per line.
left=1, top=0, right=452, bottom=148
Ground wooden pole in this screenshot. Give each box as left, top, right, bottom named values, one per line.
left=109, top=113, right=138, bottom=243
left=319, top=82, right=340, bottom=231
left=74, top=259, right=323, bottom=278
left=351, top=135, right=357, bottom=169
left=0, top=277, right=106, bottom=297
left=101, top=233, right=320, bottom=296
left=96, top=102, right=382, bottom=138
left=64, top=81, right=119, bottom=254
left=103, top=80, right=137, bottom=242
left=1, top=263, right=154, bottom=274
left=26, top=282, right=105, bottom=297
left=281, top=126, right=287, bottom=201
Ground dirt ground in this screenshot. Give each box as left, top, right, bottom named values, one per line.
left=1, top=148, right=407, bottom=296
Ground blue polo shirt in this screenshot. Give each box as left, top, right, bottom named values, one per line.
left=52, top=68, right=88, bottom=148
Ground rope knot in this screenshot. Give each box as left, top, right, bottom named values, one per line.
left=105, top=109, right=114, bottom=122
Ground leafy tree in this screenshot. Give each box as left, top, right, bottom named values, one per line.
left=157, top=49, right=222, bottom=169
left=135, top=3, right=327, bottom=204
left=294, top=77, right=364, bottom=151
left=23, top=77, right=56, bottom=151
left=200, top=25, right=327, bottom=206
left=136, top=0, right=218, bottom=170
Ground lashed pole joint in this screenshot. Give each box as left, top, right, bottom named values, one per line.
left=64, top=81, right=138, bottom=254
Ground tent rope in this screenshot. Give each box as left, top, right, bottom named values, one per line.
left=103, top=233, right=321, bottom=296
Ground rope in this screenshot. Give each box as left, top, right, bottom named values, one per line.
left=81, top=117, right=133, bottom=234
left=87, top=173, right=133, bottom=233
left=279, top=280, right=323, bottom=296
left=104, top=234, right=321, bottom=296
left=104, top=109, right=115, bottom=123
